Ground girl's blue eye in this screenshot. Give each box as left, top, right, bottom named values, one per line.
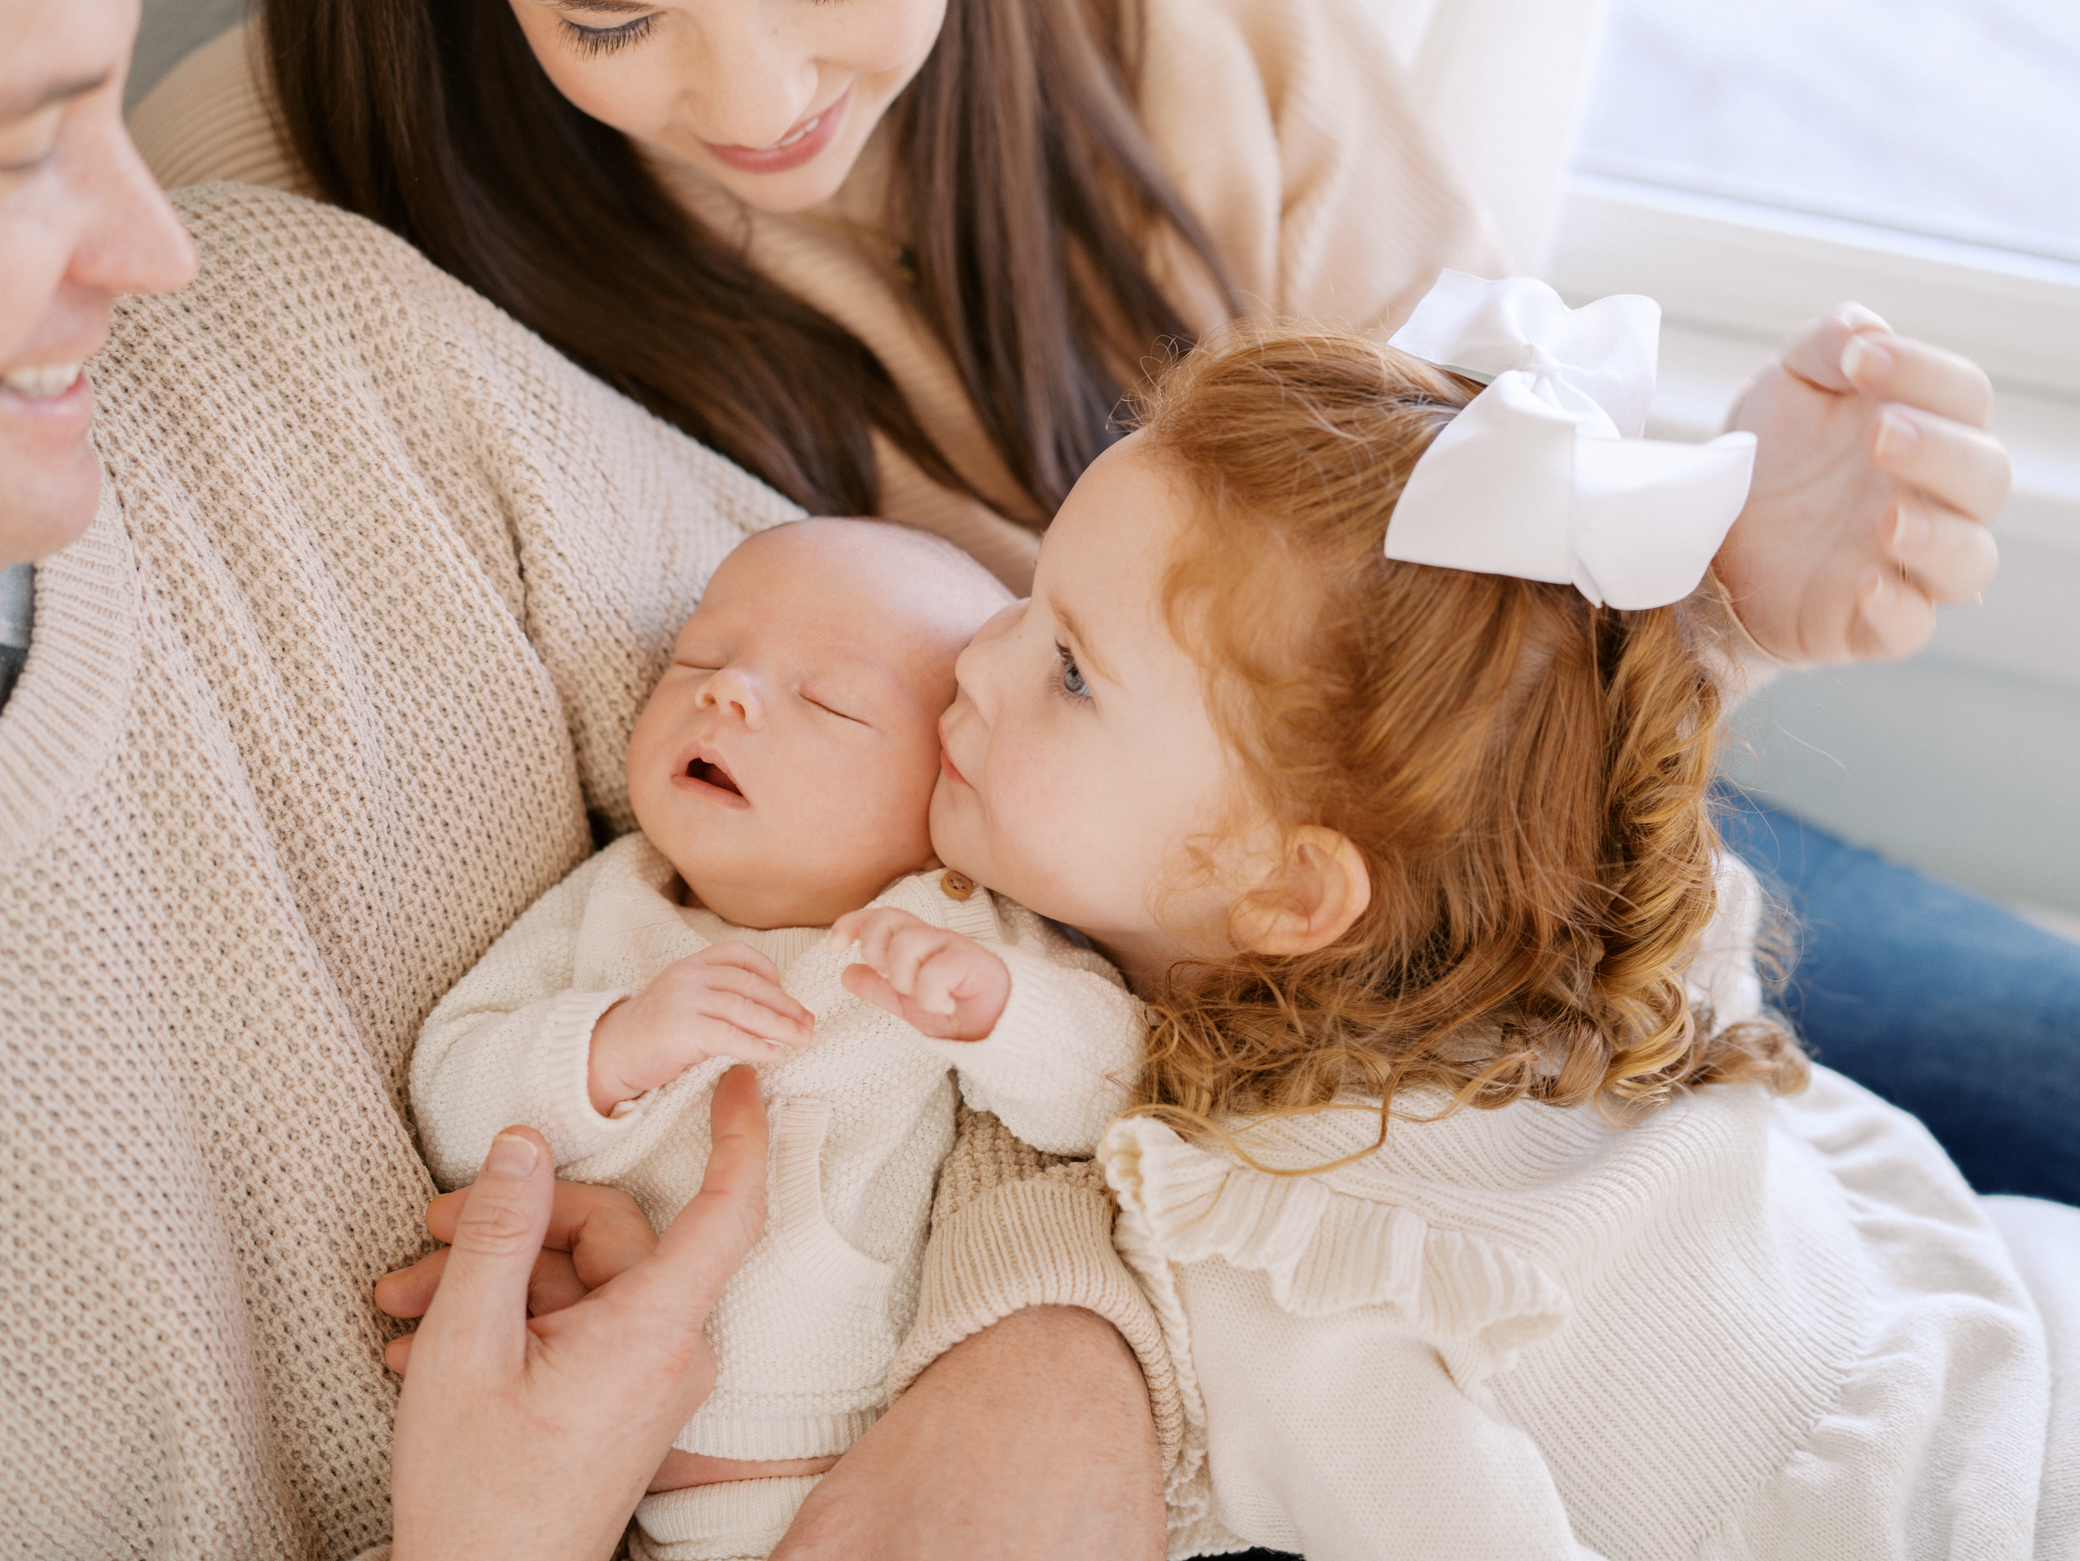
left=1057, top=645, right=1090, bottom=700
left=560, top=13, right=656, bottom=55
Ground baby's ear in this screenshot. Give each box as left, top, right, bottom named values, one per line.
left=1231, top=827, right=1372, bottom=958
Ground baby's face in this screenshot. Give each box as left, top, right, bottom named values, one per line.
left=629, top=521, right=1005, bottom=929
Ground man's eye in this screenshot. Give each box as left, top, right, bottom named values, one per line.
left=559, top=13, right=656, bottom=55
left=1057, top=645, right=1090, bottom=700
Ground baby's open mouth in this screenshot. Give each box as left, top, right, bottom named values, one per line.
left=689, top=757, right=743, bottom=798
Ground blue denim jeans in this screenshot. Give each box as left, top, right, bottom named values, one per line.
left=1718, top=788, right=2080, bottom=1203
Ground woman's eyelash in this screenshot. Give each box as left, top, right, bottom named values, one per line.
left=559, top=13, right=656, bottom=56
left=1055, top=644, right=1091, bottom=701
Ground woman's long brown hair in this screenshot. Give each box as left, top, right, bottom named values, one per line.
left=260, top=0, right=1232, bottom=520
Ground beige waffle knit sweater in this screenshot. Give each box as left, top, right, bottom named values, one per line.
left=0, top=183, right=1167, bottom=1559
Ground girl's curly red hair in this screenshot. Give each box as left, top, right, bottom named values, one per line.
left=1128, top=325, right=1805, bottom=1133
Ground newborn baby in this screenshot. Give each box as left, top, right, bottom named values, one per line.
left=411, top=520, right=1144, bottom=1561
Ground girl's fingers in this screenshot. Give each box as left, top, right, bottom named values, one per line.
left=1777, top=304, right=1891, bottom=393
left=1843, top=331, right=1996, bottom=427
left=1893, top=503, right=2000, bottom=604
left=1871, top=407, right=2011, bottom=524
left=1848, top=565, right=1939, bottom=662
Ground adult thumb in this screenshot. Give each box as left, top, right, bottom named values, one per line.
left=628, top=1068, right=769, bottom=1332
left=417, top=1127, right=554, bottom=1373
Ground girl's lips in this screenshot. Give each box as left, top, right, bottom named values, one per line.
left=702, top=89, right=850, bottom=176
left=938, top=737, right=970, bottom=790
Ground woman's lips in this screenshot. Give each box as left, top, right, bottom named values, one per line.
left=702, top=88, right=850, bottom=176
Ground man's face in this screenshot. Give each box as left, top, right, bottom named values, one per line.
left=0, top=0, right=194, bottom=568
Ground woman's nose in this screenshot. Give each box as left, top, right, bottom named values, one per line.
left=681, top=1, right=824, bottom=149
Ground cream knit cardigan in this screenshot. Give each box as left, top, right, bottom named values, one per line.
left=413, top=833, right=1144, bottom=1463
left=0, top=185, right=1161, bottom=1559
left=1102, top=879, right=2080, bottom=1561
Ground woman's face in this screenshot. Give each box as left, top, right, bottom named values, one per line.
left=0, top=0, right=194, bottom=567
left=505, top=0, right=948, bottom=215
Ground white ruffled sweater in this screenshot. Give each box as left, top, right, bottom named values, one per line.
left=1103, top=881, right=2080, bottom=1560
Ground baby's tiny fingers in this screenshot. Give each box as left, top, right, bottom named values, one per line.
left=697, top=978, right=814, bottom=1045
left=698, top=963, right=813, bottom=1032
left=383, top=1332, right=416, bottom=1376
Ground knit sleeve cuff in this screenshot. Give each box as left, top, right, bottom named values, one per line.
left=523, top=987, right=638, bottom=1166
left=909, top=943, right=1140, bottom=1156
left=890, top=1111, right=1182, bottom=1470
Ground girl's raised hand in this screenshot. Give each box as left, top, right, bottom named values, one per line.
left=829, top=908, right=1011, bottom=1042
left=1714, top=304, right=2009, bottom=665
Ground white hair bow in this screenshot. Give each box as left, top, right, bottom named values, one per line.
left=1383, top=271, right=1756, bottom=610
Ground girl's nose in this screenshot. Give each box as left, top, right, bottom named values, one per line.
left=953, top=600, right=1025, bottom=719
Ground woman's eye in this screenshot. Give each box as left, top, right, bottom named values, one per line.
left=1056, top=645, right=1090, bottom=700
left=559, top=13, right=656, bottom=55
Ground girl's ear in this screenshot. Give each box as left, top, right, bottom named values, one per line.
left=1233, top=827, right=1372, bottom=958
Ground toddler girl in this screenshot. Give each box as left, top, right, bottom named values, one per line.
left=411, top=517, right=1144, bottom=1561
left=872, top=276, right=2077, bottom=1559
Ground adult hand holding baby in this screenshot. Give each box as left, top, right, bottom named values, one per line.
left=1716, top=305, right=2010, bottom=664
left=386, top=1068, right=768, bottom=1561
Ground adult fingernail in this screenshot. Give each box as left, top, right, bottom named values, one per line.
left=1841, top=333, right=1893, bottom=384
left=1891, top=503, right=1931, bottom=554
left=1875, top=408, right=1919, bottom=462
left=484, top=1133, right=539, bottom=1179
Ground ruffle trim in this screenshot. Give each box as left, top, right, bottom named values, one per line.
left=1104, top=1115, right=1572, bottom=1365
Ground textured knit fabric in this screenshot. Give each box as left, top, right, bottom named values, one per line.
left=128, top=0, right=1499, bottom=594
left=0, top=183, right=1168, bottom=1559
left=1102, top=870, right=2072, bottom=1561
left=412, top=832, right=1143, bottom=1475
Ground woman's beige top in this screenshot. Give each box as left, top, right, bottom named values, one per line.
left=130, top=0, right=1498, bottom=594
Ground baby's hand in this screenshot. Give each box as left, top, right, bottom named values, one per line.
left=829, top=908, right=1011, bottom=1042
left=588, top=943, right=813, bottom=1116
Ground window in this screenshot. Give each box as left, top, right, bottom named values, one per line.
left=1550, top=0, right=2080, bottom=927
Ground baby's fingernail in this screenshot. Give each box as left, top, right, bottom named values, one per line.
left=484, top=1133, right=539, bottom=1179
left=1875, top=408, right=1919, bottom=462
left=1841, top=333, right=1893, bottom=384
left=1891, top=503, right=1931, bottom=554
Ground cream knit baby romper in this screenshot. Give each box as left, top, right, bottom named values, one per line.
left=412, top=831, right=1147, bottom=1559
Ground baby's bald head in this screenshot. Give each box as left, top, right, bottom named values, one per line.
left=627, top=520, right=1014, bottom=927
